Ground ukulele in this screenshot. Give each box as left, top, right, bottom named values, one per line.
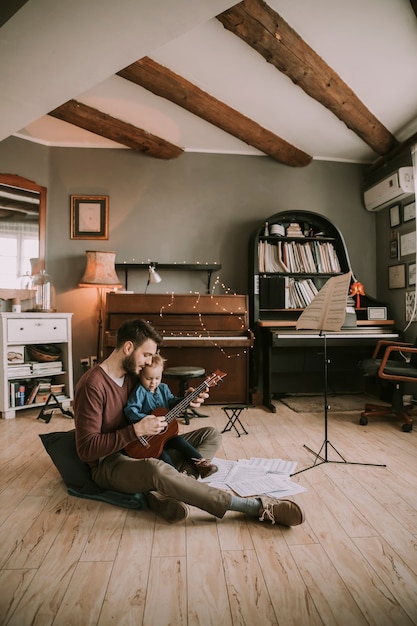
left=124, top=369, right=227, bottom=459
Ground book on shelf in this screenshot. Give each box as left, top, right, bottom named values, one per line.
left=28, top=379, right=52, bottom=405
left=258, top=239, right=340, bottom=274
left=259, top=275, right=320, bottom=309
left=259, top=275, right=287, bottom=309
left=34, top=392, right=51, bottom=404
left=50, top=383, right=65, bottom=394
left=9, top=382, right=16, bottom=408
left=25, top=382, right=41, bottom=405
left=10, top=382, right=26, bottom=406
left=8, top=363, right=32, bottom=378
left=30, top=361, right=63, bottom=375
left=296, top=272, right=352, bottom=332
left=53, top=393, right=70, bottom=402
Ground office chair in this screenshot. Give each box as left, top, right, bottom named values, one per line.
left=359, top=340, right=417, bottom=432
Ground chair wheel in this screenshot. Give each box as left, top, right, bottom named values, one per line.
left=401, top=423, right=413, bottom=432
left=359, top=416, right=368, bottom=426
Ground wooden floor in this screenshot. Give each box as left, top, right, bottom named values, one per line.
left=1, top=398, right=417, bottom=626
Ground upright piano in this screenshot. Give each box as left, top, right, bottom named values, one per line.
left=104, top=293, right=254, bottom=404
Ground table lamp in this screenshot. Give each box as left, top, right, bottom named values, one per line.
left=78, top=250, right=122, bottom=359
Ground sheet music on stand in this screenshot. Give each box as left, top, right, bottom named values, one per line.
left=296, top=271, right=352, bottom=331
left=291, top=269, right=386, bottom=475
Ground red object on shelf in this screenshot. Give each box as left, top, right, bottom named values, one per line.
left=350, top=281, right=365, bottom=308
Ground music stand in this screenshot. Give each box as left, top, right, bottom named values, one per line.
left=291, top=332, right=386, bottom=476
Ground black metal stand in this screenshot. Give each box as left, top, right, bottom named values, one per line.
left=183, top=407, right=209, bottom=424
left=37, top=393, right=74, bottom=423
left=291, top=333, right=386, bottom=476
left=221, top=405, right=253, bottom=437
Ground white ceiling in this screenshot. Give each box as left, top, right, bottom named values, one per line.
left=1, top=0, right=417, bottom=164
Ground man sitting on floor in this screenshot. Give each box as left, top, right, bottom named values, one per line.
left=74, top=318, right=305, bottom=526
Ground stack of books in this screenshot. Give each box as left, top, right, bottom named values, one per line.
left=8, top=363, right=32, bottom=378
left=9, top=381, right=27, bottom=407
left=258, top=240, right=340, bottom=274
left=26, top=380, right=55, bottom=405
left=286, top=223, right=304, bottom=237
left=31, top=361, right=63, bottom=376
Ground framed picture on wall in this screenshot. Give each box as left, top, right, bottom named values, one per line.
left=389, top=204, right=401, bottom=228
left=400, top=231, right=417, bottom=257
left=70, top=195, right=109, bottom=240
left=388, top=263, right=406, bottom=289
left=403, top=201, right=416, bottom=223
left=408, top=262, right=416, bottom=286
left=389, top=238, right=398, bottom=259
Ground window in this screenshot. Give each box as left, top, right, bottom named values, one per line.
left=0, top=222, right=39, bottom=288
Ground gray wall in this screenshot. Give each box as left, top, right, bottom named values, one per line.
left=1, top=136, right=374, bottom=383
left=0, top=137, right=49, bottom=187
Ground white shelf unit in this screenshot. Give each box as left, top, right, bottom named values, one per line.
left=0, top=312, right=74, bottom=419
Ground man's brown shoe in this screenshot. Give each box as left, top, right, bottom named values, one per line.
left=192, top=458, right=218, bottom=479
left=146, top=491, right=189, bottom=524
left=258, top=497, right=305, bottom=526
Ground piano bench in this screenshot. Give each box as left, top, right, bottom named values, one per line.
left=163, top=366, right=208, bottom=425
left=221, top=404, right=254, bottom=437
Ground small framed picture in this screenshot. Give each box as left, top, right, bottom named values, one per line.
left=388, top=263, right=406, bottom=289
left=367, top=307, right=387, bottom=321
left=389, top=238, right=398, bottom=259
left=389, top=204, right=401, bottom=228
left=400, top=231, right=417, bottom=257
left=403, top=201, right=416, bottom=223
left=70, top=195, right=109, bottom=240
left=408, top=262, right=416, bottom=286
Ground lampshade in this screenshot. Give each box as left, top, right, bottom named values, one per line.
left=148, top=265, right=162, bottom=284
left=78, top=250, right=122, bottom=288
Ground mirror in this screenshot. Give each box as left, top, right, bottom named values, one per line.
left=0, top=174, right=46, bottom=289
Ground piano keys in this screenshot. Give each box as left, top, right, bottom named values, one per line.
left=271, top=328, right=399, bottom=346
left=104, top=293, right=254, bottom=404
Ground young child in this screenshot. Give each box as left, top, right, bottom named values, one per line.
left=124, top=354, right=218, bottom=479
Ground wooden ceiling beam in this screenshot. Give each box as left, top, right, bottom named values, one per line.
left=118, top=58, right=312, bottom=167
left=217, top=0, right=398, bottom=156
left=48, top=100, right=183, bottom=159
left=366, top=129, right=417, bottom=174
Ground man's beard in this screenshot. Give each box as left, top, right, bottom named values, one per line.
left=121, top=353, right=142, bottom=376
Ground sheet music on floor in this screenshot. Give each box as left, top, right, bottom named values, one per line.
left=199, top=457, right=306, bottom=498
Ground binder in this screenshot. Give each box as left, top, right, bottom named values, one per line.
left=259, top=275, right=287, bottom=309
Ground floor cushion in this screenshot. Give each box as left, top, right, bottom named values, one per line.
left=39, top=429, right=148, bottom=510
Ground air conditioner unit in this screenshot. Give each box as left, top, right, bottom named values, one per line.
left=363, top=166, right=414, bottom=212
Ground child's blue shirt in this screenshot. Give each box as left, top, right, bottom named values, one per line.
left=124, top=382, right=179, bottom=423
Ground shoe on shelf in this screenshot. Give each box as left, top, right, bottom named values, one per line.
left=258, top=497, right=305, bottom=527
left=146, top=491, right=189, bottom=524
left=192, top=458, right=218, bottom=479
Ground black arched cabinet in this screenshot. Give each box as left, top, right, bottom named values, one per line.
left=248, top=210, right=397, bottom=411
left=249, top=210, right=352, bottom=326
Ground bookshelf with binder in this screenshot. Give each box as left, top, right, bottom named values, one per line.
left=249, top=210, right=398, bottom=402
left=249, top=210, right=351, bottom=326
left=0, top=312, right=74, bottom=419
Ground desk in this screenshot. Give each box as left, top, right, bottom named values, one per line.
left=258, top=322, right=399, bottom=412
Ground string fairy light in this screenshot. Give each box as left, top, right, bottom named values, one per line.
left=157, top=291, right=252, bottom=360
left=120, top=258, right=254, bottom=359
